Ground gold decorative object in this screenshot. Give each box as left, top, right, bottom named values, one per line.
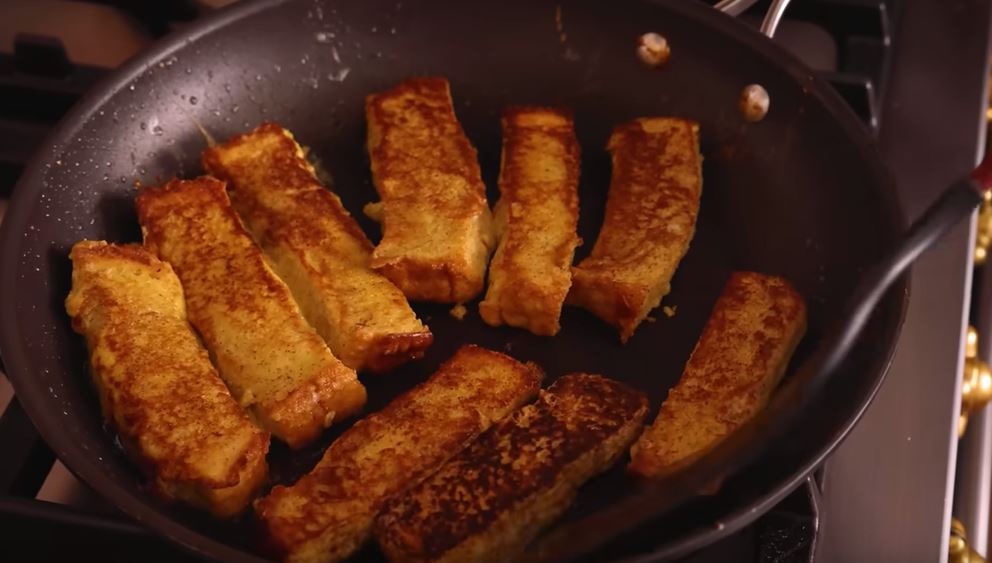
left=950, top=517, right=987, bottom=563
left=960, top=327, right=992, bottom=437
left=975, top=189, right=992, bottom=265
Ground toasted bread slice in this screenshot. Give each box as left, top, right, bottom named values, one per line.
left=374, top=374, right=648, bottom=563
left=136, top=177, right=366, bottom=449
left=202, top=123, right=433, bottom=372
left=567, top=118, right=702, bottom=343
left=365, top=77, right=494, bottom=303
left=255, top=345, right=543, bottom=563
left=628, top=272, right=806, bottom=478
left=64, top=241, right=268, bottom=517
left=478, top=107, right=581, bottom=336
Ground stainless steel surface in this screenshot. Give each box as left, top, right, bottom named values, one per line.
left=714, top=0, right=790, bottom=38
left=955, top=268, right=992, bottom=557
left=714, top=0, right=760, bottom=18
left=955, top=403, right=992, bottom=557
left=815, top=2, right=992, bottom=562
left=758, top=0, right=790, bottom=38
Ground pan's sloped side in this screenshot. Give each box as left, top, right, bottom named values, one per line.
left=0, top=0, right=906, bottom=561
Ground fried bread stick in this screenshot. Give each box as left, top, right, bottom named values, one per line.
left=136, top=177, right=366, bottom=449
left=628, top=271, right=806, bottom=478
left=478, top=107, right=581, bottom=336
left=65, top=241, right=268, bottom=516
left=202, top=123, right=432, bottom=372
left=374, top=374, right=648, bottom=563
left=568, top=118, right=702, bottom=343
left=255, top=345, right=543, bottom=563
left=365, top=77, right=494, bottom=303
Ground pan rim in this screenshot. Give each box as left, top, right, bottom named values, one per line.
left=0, top=0, right=910, bottom=561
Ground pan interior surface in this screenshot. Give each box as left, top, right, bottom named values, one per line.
left=0, top=0, right=906, bottom=560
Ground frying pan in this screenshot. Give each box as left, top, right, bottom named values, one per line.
left=0, top=0, right=968, bottom=560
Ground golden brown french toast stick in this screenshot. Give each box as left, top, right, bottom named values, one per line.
left=135, top=177, right=366, bottom=449
left=374, top=374, right=648, bottom=563
left=365, top=77, right=494, bottom=303
left=629, top=271, right=806, bottom=478
left=567, top=117, right=702, bottom=343
left=478, top=106, right=581, bottom=336
left=65, top=241, right=268, bottom=517
left=202, top=123, right=432, bottom=372
left=254, top=345, right=543, bottom=563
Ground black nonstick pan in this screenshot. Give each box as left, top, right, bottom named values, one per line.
left=0, top=0, right=966, bottom=560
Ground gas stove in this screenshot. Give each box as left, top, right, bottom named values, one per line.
left=0, top=1, right=989, bottom=561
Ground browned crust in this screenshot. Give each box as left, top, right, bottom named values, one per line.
left=363, top=331, right=437, bottom=373
left=374, top=374, right=648, bottom=563
left=365, top=77, right=494, bottom=303
left=255, top=345, right=543, bottom=563
left=628, top=271, right=807, bottom=478
left=202, top=122, right=432, bottom=372
left=135, top=177, right=366, bottom=449
left=567, top=118, right=702, bottom=343
left=64, top=240, right=269, bottom=517
left=478, top=106, right=581, bottom=336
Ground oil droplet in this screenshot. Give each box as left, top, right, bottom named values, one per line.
left=120, top=176, right=127, bottom=183
left=128, top=84, right=135, bottom=91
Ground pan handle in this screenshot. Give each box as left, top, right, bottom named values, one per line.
left=714, top=0, right=792, bottom=38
